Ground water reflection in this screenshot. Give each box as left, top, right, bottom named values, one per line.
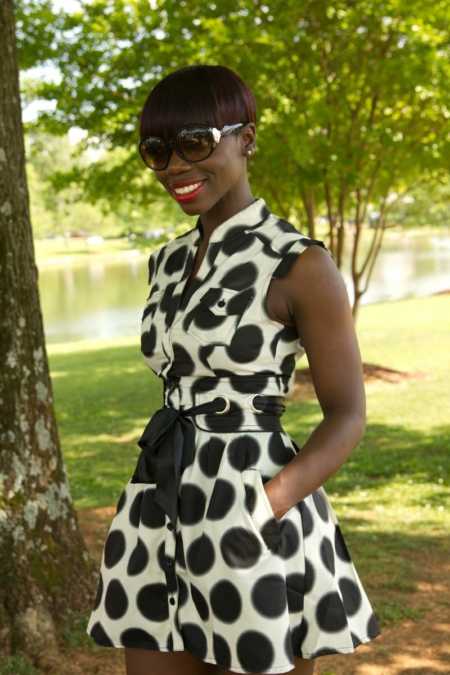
left=39, top=233, right=450, bottom=344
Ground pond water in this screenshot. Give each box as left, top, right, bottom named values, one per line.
left=38, top=232, right=450, bottom=345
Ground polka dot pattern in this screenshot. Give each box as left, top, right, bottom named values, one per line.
left=127, top=537, right=149, bottom=576
left=210, top=579, right=242, bottom=623
left=103, top=530, right=125, bottom=568
left=86, top=197, right=381, bottom=672
left=105, top=578, right=128, bottom=619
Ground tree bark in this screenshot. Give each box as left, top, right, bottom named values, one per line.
left=0, top=0, right=96, bottom=666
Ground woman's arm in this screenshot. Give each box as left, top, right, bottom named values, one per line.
left=265, top=244, right=367, bottom=518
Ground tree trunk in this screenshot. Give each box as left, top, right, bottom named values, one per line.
left=0, top=1, right=96, bottom=667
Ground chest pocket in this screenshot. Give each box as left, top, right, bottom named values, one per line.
left=187, top=286, right=252, bottom=344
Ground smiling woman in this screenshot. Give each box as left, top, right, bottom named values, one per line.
left=137, top=65, right=257, bottom=232
left=85, top=64, right=381, bottom=675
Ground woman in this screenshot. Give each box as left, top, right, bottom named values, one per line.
left=86, top=64, right=381, bottom=675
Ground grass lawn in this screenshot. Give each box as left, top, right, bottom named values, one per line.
left=36, top=291, right=450, bottom=675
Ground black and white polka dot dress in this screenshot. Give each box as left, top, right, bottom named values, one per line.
left=86, top=197, right=381, bottom=673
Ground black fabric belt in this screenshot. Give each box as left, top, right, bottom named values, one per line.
left=130, top=394, right=286, bottom=530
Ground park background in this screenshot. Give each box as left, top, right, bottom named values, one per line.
left=0, top=1, right=449, bottom=674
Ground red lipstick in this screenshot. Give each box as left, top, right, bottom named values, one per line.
left=171, top=180, right=207, bottom=203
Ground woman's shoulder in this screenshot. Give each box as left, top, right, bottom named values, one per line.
left=261, top=214, right=333, bottom=278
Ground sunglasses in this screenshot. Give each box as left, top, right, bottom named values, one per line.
left=138, top=122, right=246, bottom=171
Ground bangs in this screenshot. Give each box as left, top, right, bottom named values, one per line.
left=139, top=64, right=256, bottom=141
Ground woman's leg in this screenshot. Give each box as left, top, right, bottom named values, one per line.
left=218, top=656, right=315, bottom=675
left=124, top=647, right=219, bottom=675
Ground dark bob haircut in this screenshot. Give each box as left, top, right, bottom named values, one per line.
left=139, top=64, right=256, bottom=141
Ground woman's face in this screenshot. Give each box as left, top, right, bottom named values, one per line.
left=153, top=122, right=256, bottom=215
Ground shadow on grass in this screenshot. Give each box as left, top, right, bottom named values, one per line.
left=283, top=403, right=449, bottom=510
left=49, top=342, right=164, bottom=509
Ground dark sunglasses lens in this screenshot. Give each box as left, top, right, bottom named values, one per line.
left=140, top=138, right=169, bottom=170
left=178, top=128, right=213, bottom=161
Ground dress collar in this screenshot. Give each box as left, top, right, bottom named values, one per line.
left=192, top=197, right=269, bottom=247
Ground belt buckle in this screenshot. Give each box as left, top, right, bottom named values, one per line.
left=215, top=395, right=230, bottom=415
left=248, top=394, right=262, bottom=414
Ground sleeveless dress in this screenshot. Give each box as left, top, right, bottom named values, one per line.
left=86, top=197, right=381, bottom=673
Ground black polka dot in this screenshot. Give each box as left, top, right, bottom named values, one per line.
left=206, top=479, right=236, bottom=520
left=297, top=500, right=314, bottom=537
left=226, top=286, right=255, bottom=314
left=104, top=529, right=125, bottom=568
left=120, top=627, right=158, bottom=650
left=213, top=632, right=232, bottom=669
left=252, top=574, right=287, bottom=618
left=229, top=372, right=270, bottom=394
left=304, top=558, right=316, bottom=594
left=186, top=534, right=215, bottom=575
left=136, top=583, right=169, bottom=621
left=243, top=481, right=257, bottom=514
left=227, top=434, right=261, bottom=472
left=147, top=253, right=155, bottom=284
left=165, top=245, right=188, bottom=274
left=260, top=517, right=282, bottom=553
left=175, top=530, right=186, bottom=568
left=199, top=436, right=224, bottom=477
left=277, top=519, right=300, bottom=559
left=210, top=580, right=242, bottom=622
left=221, top=262, right=258, bottom=289
left=191, top=303, right=230, bottom=332
left=228, top=435, right=260, bottom=470
left=105, top=578, right=128, bottom=620
left=115, top=489, right=126, bottom=514
left=320, top=536, right=335, bottom=575
left=335, top=525, right=352, bottom=562
left=190, top=583, right=210, bottom=621
left=286, top=573, right=305, bottom=613
left=177, top=575, right=189, bottom=608
left=237, top=630, right=275, bottom=672
left=367, top=611, right=381, bottom=638
left=169, top=342, right=195, bottom=376
left=141, top=487, right=165, bottom=528
left=129, top=490, right=144, bottom=527
left=180, top=622, right=208, bottom=659
left=141, top=326, right=157, bottom=357
left=90, top=621, right=114, bottom=646
left=316, top=591, right=348, bottom=632
left=228, top=325, right=263, bottom=363
left=268, top=432, right=296, bottom=465
left=291, top=617, right=309, bottom=655
left=156, top=540, right=167, bottom=571
left=179, top=483, right=207, bottom=524
left=220, top=526, right=263, bottom=568
left=127, top=537, right=149, bottom=576
left=312, top=490, right=329, bottom=522
left=339, top=577, right=362, bottom=616
left=256, top=410, right=284, bottom=432
left=280, top=353, right=296, bottom=378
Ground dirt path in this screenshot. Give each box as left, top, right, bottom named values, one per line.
left=52, top=507, right=449, bottom=675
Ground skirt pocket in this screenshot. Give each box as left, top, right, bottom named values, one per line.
left=240, top=467, right=282, bottom=555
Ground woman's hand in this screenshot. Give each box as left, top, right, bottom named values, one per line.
left=264, top=478, right=288, bottom=521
